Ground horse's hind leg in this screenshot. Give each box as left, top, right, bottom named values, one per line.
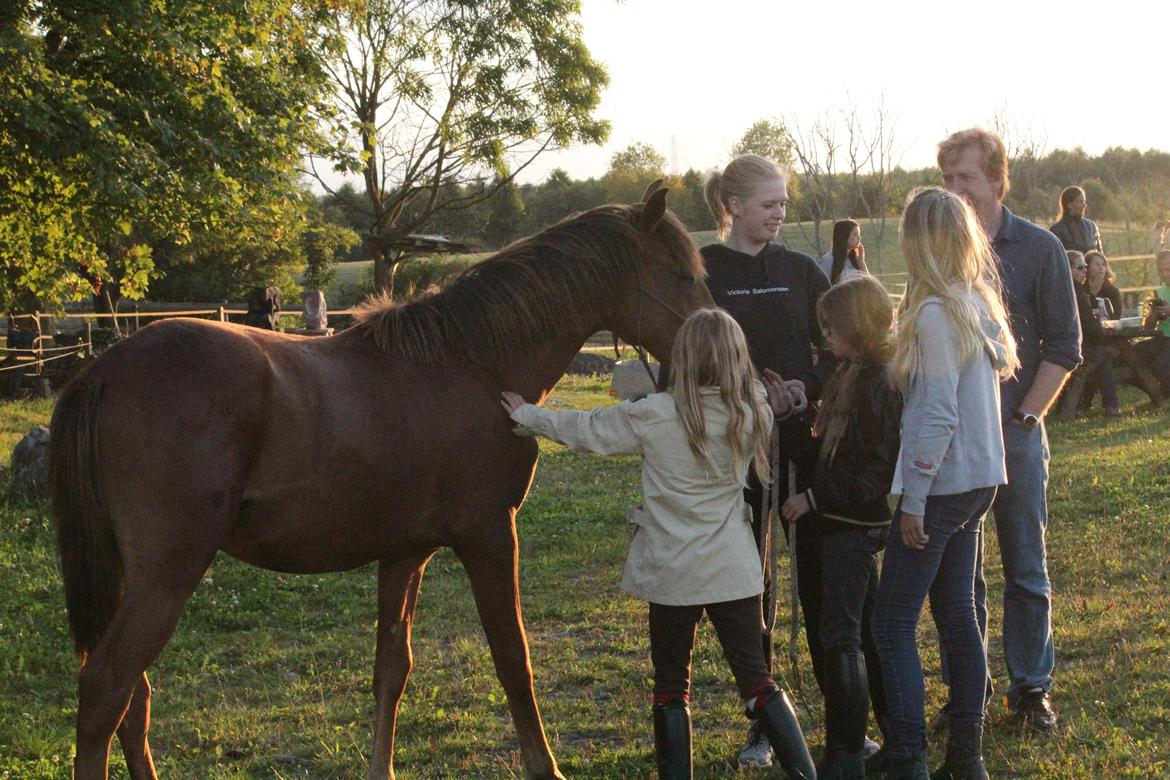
left=75, top=559, right=214, bottom=780
left=368, top=552, right=435, bottom=780
left=456, top=535, right=562, bottom=780
left=114, top=673, right=157, bottom=779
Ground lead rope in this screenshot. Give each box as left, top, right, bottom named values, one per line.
left=762, top=385, right=807, bottom=690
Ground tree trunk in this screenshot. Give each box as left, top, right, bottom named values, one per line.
left=373, top=246, right=391, bottom=295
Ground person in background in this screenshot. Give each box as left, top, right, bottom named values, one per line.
left=1136, top=249, right=1170, bottom=396
left=873, top=187, right=1019, bottom=780
left=818, top=219, right=870, bottom=285
left=1084, top=250, right=1122, bottom=320
left=1149, top=219, right=1170, bottom=255
left=702, top=153, right=839, bottom=769
left=936, top=128, right=1081, bottom=735
left=501, top=308, right=817, bottom=780
left=1077, top=249, right=1122, bottom=416
left=1059, top=251, right=1120, bottom=418
left=772, top=274, right=900, bottom=779
left=1049, top=185, right=1103, bottom=254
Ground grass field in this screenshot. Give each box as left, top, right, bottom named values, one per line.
left=1, top=375, right=1168, bottom=778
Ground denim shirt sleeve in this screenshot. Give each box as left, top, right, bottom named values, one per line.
left=1033, top=230, right=1083, bottom=371
left=900, top=303, right=960, bottom=517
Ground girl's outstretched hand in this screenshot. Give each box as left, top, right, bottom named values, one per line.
left=500, top=391, right=526, bottom=414
left=762, top=368, right=790, bottom=415
left=900, top=512, right=929, bottom=551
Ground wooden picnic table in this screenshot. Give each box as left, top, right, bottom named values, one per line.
left=1057, top=322, right=1162, bottom=420
left=1102, top=323, right=1164, bottom=405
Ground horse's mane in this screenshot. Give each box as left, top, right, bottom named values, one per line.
left=353, top=202, right=703, bottom=367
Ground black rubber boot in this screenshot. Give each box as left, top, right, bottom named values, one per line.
left=820, top=652, right=868, bottom=779
left=930, top=720, right=989, bottom=780
left=652, top=700, right=692, bottom=780
left=888, top=750, right=929, bottom=780
left=755, top=690, right=817, bottom=780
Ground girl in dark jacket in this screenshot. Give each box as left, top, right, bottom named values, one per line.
left=770, top=274, right=902, bottom=779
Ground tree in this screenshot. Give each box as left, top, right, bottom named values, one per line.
left=0, top=1, right=339, bottom=314
left=602, top=141, right=666, bottom=204
left=732, top=119, right=795, bottom=170
left=309, top=0, right=610, bottom=294
left=483, top=180, right=526, bottom=249
left=302, top=212, right=361, bottom=293
left=783, top=97, right=901, bottom=268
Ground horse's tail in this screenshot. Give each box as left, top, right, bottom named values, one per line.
left=49, top=378, right=119, bottom=667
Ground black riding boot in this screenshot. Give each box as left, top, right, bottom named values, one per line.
left=929, top=719, right=989, bottom=780
left=821, top=652, right=868, bottom=780
left=755, top=690, right=817, bottom=780
left=888, top=750, right=929, bottom=780
left=652, top=700, right=692, bottom=780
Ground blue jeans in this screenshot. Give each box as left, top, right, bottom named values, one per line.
left=872, top=487, right=996, bottom=759
left=976, top=421, right=1054, bottom=708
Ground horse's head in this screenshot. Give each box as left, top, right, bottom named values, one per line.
left=607, top=183, right=714, bottom=365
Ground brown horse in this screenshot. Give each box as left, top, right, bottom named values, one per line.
left=49, top=186, right=713, bottom=780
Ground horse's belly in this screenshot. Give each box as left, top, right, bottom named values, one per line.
left=223, top=500, right=430, bottom=574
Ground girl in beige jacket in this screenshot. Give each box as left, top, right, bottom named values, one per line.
left=502, top=308, right=815, bottom=780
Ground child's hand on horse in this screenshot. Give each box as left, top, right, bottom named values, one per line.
left=500, top=391, right=526, bottom=414
left=781, top=491, right=811, bottom=521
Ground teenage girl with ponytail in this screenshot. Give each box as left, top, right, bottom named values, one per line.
left=701, top=154, right=839, bottom=769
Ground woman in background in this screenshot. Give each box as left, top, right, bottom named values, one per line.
left=1049, top=185, right=1103, bottom=253
left=818, top=219, right=869, bottom=285
left=1085, top=250, right=1122, bottom=320
left=1077, top=249, right=1122, bottom=416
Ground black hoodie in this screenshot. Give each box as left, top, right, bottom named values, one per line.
left=702, top=241, right=835, bottom=399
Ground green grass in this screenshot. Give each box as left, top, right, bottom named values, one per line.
left=1, top=378, right=1168, bottom=778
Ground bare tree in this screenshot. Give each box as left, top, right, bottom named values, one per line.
left=307, top=0, right=609, bottom=293
left=784, top=111, right=841, bottom=256
left=990, top=108, right=1049, bottom=222
left=784, top=96, right=903, bottom=269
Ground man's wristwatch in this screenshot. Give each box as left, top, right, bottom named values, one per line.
left=1012, top=409, right=1039, bottom=430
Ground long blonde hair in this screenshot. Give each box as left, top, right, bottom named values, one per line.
left=813, top=276, right=894, bottom=463
left=704, top=155, right=789, bottom=240
left=669, top=308, right=772, bottom=483
left=891, top=187, right=1019, bottom=391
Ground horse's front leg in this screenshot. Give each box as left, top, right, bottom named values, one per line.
left=456, top=529, right=563, bottom=780
left=368, top=553, right=435, bottom=780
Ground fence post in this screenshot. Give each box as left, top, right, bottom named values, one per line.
left=33, top=311, right=42, bottom=376
left=85, top=320, right=92, bottom=358
left=134, top=303, right=140, bottom=333
left=217, top=306, right=226, bottom=322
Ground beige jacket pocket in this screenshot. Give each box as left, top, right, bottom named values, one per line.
left=626, top=504, right=650, bottom=527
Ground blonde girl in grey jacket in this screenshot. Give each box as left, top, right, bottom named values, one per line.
left=502, top=308, right=815, bottom=779
left=872, top=188, right=1019, bottom=780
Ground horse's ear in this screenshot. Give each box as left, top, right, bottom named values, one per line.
left=641, top=187, right=668, bottom=232
left=641, top=178, right=665, bottom=203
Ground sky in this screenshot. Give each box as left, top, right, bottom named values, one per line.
left=518, top=0, right=1166, bottom=183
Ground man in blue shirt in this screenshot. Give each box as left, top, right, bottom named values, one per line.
left=936, top=128, right=1081, bottom=738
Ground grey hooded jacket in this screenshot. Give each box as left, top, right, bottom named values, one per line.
left=892, top=293, right=1010, bottom=516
